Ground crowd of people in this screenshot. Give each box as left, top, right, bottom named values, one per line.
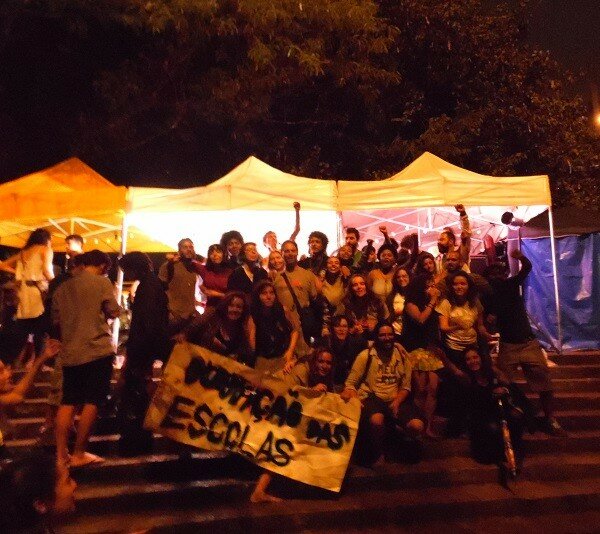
left=0, top=203, right=567, bottom=529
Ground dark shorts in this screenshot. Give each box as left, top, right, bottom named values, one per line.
left=62, top=355, right=114, bottom=406
left=362, top=393, right=424, bottom=429
left=498, top=339, right=552, bottom=392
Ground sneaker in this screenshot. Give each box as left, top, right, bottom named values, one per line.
left=545, top=417, right=568, bottom=437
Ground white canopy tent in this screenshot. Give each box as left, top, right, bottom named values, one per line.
left=0, top=152, right=561, bottom=350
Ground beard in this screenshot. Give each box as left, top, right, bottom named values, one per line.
left=437, top=243, right=450, bottom=254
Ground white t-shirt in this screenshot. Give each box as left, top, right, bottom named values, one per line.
left=436, top=298, right=482, bottom=351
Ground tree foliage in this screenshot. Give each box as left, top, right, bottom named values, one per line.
left=0, top=0, right=598, bottom=205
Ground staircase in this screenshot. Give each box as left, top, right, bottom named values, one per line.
left=6, top=351, right=600, bottom=533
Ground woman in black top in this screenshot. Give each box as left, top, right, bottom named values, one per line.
left=248, top=280, right=298, bottom=374
left=342, top=274, right=388, bottom=341
left=464, top=346, right=528, bottom=466
left=227, top=242, right=268, bottom=297
left=325, top=314, right=368, bottom=391
left=402, top=274, right=444, bottom=438
left=185, top=291, right=251, bottom=364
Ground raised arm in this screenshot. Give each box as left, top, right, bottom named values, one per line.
left=289, top=202, right=301, bottom=242
left=509, top=249, right=532, bottom=284
left=0, top=339, right=61, bottom=406
left=455, top=204, right=471, bottom=264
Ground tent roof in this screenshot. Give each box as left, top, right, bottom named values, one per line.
left=336, top=152, right=551, bottom=210
left=129, top=156, right=336, bottom=212
left=521, top=207, right=600, bottom=238
left=0, top=158, right=171, bottom=252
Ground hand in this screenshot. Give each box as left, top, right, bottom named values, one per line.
left=282, top=358, right=296, bottom=375
left=293, top=202, right=301, bottom=210
left=313, top=383, right=328, bottom=393
left=321, top=325, right=330, bottom=337
left=40, top=338, right=61, bottom=361
left=378, top=225, right=388, bottom=234
left=492, top=386, right=509, bottom=397
left=340, top=388, right=358, bottom=402
left=454, top=204, right=465, bottom=213
left=340, top=266, right=351, bottom=278
left=427, top=286, right=441, bottom=301
left=390, top=396, right=403, bottom=417
left=510, top=249, right=524, bottom=260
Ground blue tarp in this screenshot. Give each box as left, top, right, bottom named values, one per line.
left=521, top=234, right=600, bottom=350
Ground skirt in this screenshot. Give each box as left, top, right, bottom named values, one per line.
left=408, top=348, right=444, bottom=372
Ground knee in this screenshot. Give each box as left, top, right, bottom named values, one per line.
left=406, top=418, right=425, bottom=436
left=370, top=413, right=385, bottom=428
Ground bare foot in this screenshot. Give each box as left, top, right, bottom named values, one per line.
left=250, top=490, right=283, bottom=503
left=70, top=452, right=104, bottom=468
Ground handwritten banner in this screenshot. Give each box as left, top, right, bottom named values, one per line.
left=144, top=343, right=361, bottom=492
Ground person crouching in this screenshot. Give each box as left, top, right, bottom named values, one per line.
left=341, top=321, right=424, bottom=466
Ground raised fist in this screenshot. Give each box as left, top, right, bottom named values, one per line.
left=293, top=202, right=301, bottom=210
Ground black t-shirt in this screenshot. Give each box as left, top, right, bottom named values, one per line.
left=488, top=257, right=534, bottom=343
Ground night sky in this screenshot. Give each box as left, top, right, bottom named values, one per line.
left=0, top=1, right=598, bottom=186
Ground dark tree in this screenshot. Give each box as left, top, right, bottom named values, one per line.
left=0, top=0, right=598, bottom=206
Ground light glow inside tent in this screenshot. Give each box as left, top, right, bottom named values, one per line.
left=127, top=209, right=340, bottom=257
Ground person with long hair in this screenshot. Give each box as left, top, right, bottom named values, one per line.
left=402, top=274, right=444, bottom=438
left=248, top=280, right=299, bottom=374
left=436, top=271, right=493, bottom=436
left=367, top=244, right=397, bottom=304
left=386, top=267, right=410, bottom=338
left=436, top=271, right=493, bottom=365
left=463, top=346, right=528, bottom=466
left=413, top=251, right=438, bottom=280
left=193, top=244, right=233, bottom=311
left=185, top=291, right=251, bottom=363
left=0, top=228, right=54, bottom=360
left=342, top=274, right=388, bottom=340
left=287, top=346, right=335, bottom=391
left=325, top=314, right=367, bottom=390
left=227, top=242, right=268, bottom=297
left=320, top=255, right=347, bottom=330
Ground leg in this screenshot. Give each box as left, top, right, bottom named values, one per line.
left=250, top=472, right=283, bottom=503
left=423, top=371, right=440, bottom=437
left=369, top=413, right=386, bottom=465
left=539, top=389, right=554, bottom=420
left=411, top=371, right=427, bottom=412
left=55, top=404, right=76, bottom=466
left=405, top=418, right=425, bottom=438
left=71, top=403, right=104, bottom=466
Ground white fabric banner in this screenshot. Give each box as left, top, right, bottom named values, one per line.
left=145, top=343, right=361, bottom=492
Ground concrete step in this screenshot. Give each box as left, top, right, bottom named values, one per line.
left=13, top=391, right=600, bottom=421
left=514, top=365, right=600, bottom=380
left=63, top=451, right=600, bottom=491
left=6, top=428, right=600, bottom=462
left=516, top=377, right=600, bottom=393
left=12, top=408, right=600, bottom=442
left=56, top=476, right=600, bottom=533
left=548, top=352, right=600, bottom=366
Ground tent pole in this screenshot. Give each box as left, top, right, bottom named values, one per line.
left=112, top=213, right=129, bottom=351
left=336, top=211, right=344, bottom=251
left=548, top=205, right=563, bottom=354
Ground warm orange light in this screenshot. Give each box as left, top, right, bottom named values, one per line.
left=595, top=113, right=600, bottom=127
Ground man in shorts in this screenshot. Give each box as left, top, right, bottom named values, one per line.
left=52, top=250, right=121, bottom=467
left=485, top=249, right=566, bottom=435
left=342, top=321, right=424, bottom=465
